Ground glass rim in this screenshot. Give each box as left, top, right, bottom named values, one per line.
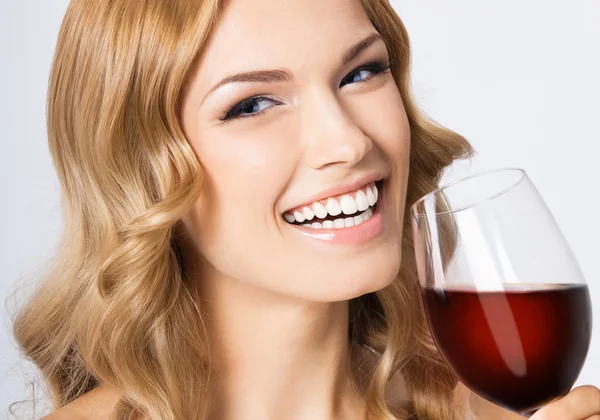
left=411, top=167, right=527, bottom=218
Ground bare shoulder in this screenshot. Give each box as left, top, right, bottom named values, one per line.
left=41, top=383, right=123, bottom=420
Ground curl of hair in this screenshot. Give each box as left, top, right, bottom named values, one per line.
left=10, top=0, right=474, bottom=419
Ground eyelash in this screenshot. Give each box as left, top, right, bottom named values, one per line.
left=218, top=59, right=394, bottom=123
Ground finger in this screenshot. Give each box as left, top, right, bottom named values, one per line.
left=531, top=386, right=600, bottom=420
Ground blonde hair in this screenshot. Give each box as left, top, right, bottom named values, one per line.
left=9, top=0, right=473, bottom=418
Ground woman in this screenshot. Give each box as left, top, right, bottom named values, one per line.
left=10, top=0, right=599, bottom=419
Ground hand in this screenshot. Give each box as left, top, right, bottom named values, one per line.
left=530, top=386, right=600, bottom=420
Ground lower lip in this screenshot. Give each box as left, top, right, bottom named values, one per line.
left=289, top=191, right=385, bottom=245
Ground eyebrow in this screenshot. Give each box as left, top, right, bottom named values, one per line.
left=202, top=32, right=385, bottom=101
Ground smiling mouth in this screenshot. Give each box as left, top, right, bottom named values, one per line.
left=282, top=180, right=382, bottom=229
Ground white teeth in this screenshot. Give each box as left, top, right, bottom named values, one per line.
left=296, top=206, right=374, bottom=230
left=355, top=190, right=369, bottom=211
left=340, top=195, right=358, bottom=215
left=302, top=206, right=315, bottom=221
left=366, top=187, right=376, bottom=207
left=293, top=211, right=305, bottom=223
left=322, top=220, right=334, bottom=229
left=284, top=182, right=381, bottom=226
left=326, top=197, right=342, bottom=216
left=333, top=219, right=345, bottom=229
left=312, top=202, right=328, bottom=219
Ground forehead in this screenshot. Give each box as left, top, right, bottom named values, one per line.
left=197, top=0, right=376, bottom=77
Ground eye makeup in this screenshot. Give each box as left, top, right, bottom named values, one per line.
left=217, top=58, right=394, bottom=124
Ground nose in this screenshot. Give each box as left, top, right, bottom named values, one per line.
left=301, top=89, right=373, bottom=169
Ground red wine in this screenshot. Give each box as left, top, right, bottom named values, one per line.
left=423, top=284, right=592, bottom=413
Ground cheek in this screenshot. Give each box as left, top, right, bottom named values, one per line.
left=183, top=123, right=298, bottom=264
left=375, top=84, right=410, bottom=157
left=348, top=79, right=411, bottom=160
left=198, top=122, right=298, bottom=206
left=354, top=83, right=411, bottom=232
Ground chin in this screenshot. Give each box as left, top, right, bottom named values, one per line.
left=301, top=250, right=403, bottom=303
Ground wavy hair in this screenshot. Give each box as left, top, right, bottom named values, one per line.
left=9, top=0, right=474, bottom=418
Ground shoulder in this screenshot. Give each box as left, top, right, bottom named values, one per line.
left=41, top=383, right=123, bottom=420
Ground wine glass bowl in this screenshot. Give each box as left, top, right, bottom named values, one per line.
left=411, top=168, right=593, bottom=415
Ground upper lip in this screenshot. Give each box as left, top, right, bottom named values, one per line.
left=284, top=172, right=384, bottom=213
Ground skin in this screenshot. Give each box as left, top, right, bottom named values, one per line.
left=176, top=0, right=408, bottom=418
left=42, top=0, right=600, bottom=418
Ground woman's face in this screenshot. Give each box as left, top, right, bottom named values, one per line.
left=179, top=0, right=410, bottom=302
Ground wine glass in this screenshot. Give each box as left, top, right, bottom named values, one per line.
left=411, top=168, right=593, bottom=416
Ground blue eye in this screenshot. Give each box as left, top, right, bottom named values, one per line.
left=346, top=69, right=374, bottom=84
left=340, top=60, right=393, bottom=87
left=227, top=97, right=278, bottom=119
left=218, top=96, right=283, bottom=123
left=219, top=59, right=393, bottom=123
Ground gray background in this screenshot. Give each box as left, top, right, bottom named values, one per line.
left=1, top=0, right=599, bottom=416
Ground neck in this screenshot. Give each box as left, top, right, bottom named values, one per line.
left=195, top=264, right=365, bottom=420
